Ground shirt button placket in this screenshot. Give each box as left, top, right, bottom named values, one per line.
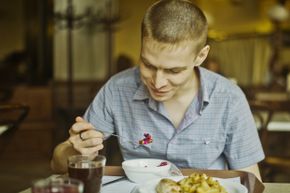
left=166, top=135, right=178, bottom=161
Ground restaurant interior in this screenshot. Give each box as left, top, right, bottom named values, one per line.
left=0, top=0, right=290, bottom=192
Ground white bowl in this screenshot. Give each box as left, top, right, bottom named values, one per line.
left=122, top=158, right=171, bottom=184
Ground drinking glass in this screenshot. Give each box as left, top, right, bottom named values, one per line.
left=32, top=176, right=84, bottom=193
left=68, top=155, right=106, bottom=193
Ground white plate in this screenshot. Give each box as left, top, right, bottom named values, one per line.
left=131, top=176, right=248, bottom=193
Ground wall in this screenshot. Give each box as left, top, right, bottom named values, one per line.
left=114, top=0, right=155, bottom=64
left=53, top=0, right=157, bottom=79
left=199, top=0, right=262, bottom=35
left=53, top=0, right=111, bottom=80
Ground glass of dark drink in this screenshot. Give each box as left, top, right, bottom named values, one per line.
left=32, top=176, right=84, bottom=193
left=68, top=155, right=106, bottom=193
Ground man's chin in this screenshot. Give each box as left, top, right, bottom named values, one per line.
left=150, top=92, right=172, bottom=102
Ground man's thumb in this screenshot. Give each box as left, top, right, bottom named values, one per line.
left=75, top=116, right=85, bottom=122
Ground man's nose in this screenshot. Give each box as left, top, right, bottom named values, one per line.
left=154, top=70, right=167, bottom=89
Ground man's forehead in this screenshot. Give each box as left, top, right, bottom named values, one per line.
left=142, top=38, right=196, bottom=52
left=140, top=47, right=194, bottom=69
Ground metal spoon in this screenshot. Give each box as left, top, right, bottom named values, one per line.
left=102, top=176, right=128, bottom=186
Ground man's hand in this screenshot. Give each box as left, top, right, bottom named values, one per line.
left=51, top=116, right=105, bottom=173
left=68, top=116, right=104, bottom=156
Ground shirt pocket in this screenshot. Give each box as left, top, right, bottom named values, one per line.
left=180, top=137, right=226, bottom=168
left=119, top=129, right=153, bottom=156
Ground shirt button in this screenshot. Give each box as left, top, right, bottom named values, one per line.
left=204, top=140, right=210, bottom=145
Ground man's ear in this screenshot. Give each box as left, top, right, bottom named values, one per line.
left=194, top=45, right=210, bottom=67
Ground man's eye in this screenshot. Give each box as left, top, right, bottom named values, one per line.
left=144, top=63, right=155, bottom=70
left=166, top=69, right=181, bottom=74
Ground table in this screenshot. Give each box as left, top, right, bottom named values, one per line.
left=20, top=166, right=290, bottom=193
left=263, top=183, right=290, bottom=193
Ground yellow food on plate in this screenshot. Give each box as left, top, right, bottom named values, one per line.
left=156, top=173, right=227, bottom=193
left=156, top=178, right=181, bottom=193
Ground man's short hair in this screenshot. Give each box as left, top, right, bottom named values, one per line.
left=142, top=0, right=208, bottom=52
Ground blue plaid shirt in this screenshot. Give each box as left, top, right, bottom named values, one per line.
left=83, top=67, right=265, bottom=169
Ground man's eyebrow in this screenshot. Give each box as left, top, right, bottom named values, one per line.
left=168, top=66, right=187, bottom=70
left=164, top=66, right=187, bottom=71
left=141, top=56, right=187, bottom=70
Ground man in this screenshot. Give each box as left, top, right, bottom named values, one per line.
left=51, top=0, right=264, bottom=180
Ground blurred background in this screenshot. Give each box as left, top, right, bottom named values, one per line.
left=0, top=0, right=290, bottom=192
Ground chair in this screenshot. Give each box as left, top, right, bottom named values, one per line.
left=249, top=100, right=290, bottom=182
left=0, top=103, right=29, bottom=155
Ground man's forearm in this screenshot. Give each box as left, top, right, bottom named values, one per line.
left=51, top=140, right=79, bottom=174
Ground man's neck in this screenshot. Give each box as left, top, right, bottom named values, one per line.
left=163, top=70, right=200, bottom=128
left=167, top=69, right=200, bottom=104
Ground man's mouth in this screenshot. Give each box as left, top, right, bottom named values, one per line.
left=151, top=87, right=170, bottom=95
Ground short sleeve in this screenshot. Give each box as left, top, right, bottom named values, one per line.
left=224, top=90, right=265, bottom=169
left=83, top=80, right=115, bottom=138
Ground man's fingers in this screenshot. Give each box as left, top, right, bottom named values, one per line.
left=75, top=116, right=85, bottom=122
left=71, top=121, right=95, bottom=133
left=70, top=130, right=103, bottom=145
left=69, top=135, right=104, bottom=155
left=79, top=130, right=104, bottom=139
left=68, top=118, right=104, bottom=156
left=79, top=144, right=104, bottom=155
left=69, top=117, right=94, bottom=135
left=69, top=130, right=104, bottom=149
left=82, top=137, right=104, bottom=147
left=70, top=136, right=103, bottom=148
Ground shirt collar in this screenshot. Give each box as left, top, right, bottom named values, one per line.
left=196, top=67, right=211, bottom=113
left=133, top=68, right=159, bottom=111
left=133, top=68, right=150, bottom=101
